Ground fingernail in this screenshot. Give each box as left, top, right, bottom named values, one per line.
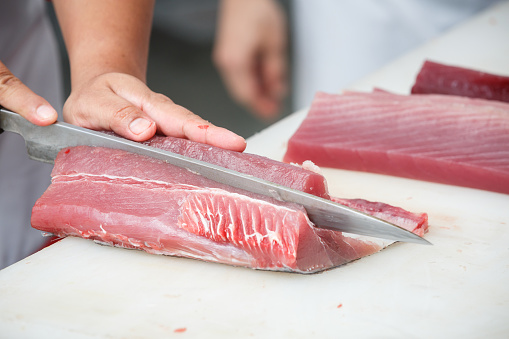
left=36, top=105, right=57, bottom=121
left=129, top=118, right=153, bottom=135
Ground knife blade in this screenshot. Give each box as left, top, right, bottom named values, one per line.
left=0, top=108, right=430, bottom=244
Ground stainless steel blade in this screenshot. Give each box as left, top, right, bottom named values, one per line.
left=0, top=108, right=431, bottom=244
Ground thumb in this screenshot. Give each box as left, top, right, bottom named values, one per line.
left=63, top=74, right=157, bottom=141
left=109, top=104, right=157, bottom=141
left=64, top=93, right=157, bottom=142
left=0, top=61, right=58, bottom=125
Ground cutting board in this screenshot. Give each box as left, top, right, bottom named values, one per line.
left=1, top=2, right=509, bottom=338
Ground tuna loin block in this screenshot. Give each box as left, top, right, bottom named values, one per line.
left=31, top=145, right=427, bottom=273
left=144, top=135, right=330, bottom=199
left=411, top=60, right=509, bottom=103
left=283, top=91, right=509, bottom=194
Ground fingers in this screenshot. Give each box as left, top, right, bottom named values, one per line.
left=63, top=74, right=157, bottom=141
left=109, top=74, right=246, bottom=151
left=141, top=92, right=247, bottom=152
left=263, top=48, right=287, bottom=99
left=254, top=45, right=287, bottom=120
left=215, top=47, right=286, bottom=121
left=64, top=73, right=246, bottom=151
left=184, top=123, right=247, bottom=152
left=0, top=61, right=58, bottom=126
left=65, top=96, right=157, bottom=142
left=110, top=105, right=157, bottom=141
left=214, top=45, right=258, bottom=112
left=214, top=41, right=283, bottom=121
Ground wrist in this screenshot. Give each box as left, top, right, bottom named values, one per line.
left=69, top=57, right=147, bottom=91
left=53, top=0, right=154, bottom=90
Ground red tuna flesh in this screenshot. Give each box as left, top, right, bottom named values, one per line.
left=283, top=91, right=509, bottom=194
left=144, top=135, right=330, bottom=199
left=31, top=144, right=427, bottom=273
left=411, top=60, right=509, bottom=103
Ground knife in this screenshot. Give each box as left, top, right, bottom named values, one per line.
left=0, top=108, right=430, bottom=244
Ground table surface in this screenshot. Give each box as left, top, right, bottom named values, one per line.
left=1, top=2, right=509, bottom=338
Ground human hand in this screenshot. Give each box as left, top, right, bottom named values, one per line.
left=53, top=0, right=245, bottom=152
left=213, top=0, right=287, bottom=121
left=63, top=72, right=247, bottom=151
left=0, top=60, right=58, bottom=126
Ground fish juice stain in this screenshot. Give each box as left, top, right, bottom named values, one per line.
left=64, top=148, right=71, bottom=154
left=197, top=125, right=209, bottom=130
left=174, top=327, right=187, bottom=333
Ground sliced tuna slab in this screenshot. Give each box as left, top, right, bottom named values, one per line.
left=283, top=91, right=509, bottom=194
left=32, top=139, right=428, bottom=273
left=411, top=60, right=509, bottom=103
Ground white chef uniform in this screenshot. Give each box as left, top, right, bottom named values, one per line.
left=291, top=0, right=501, bottom=110
left=0, top=0, right=63, bottom=269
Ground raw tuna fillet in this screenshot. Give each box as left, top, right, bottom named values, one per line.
left=31, top=143, right=427, bottom=273
left=411, top=60, right=509, bottom=103
left=283, top=91, right=509, bottom=194
left=144, top=135, right=330, bottom=199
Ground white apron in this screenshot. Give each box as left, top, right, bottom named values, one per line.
left=0, top=0, right=63, bottom=269
left=291, top=0, right=501, bottom=110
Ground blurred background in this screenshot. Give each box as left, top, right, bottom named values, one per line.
left=47, top=0, right=293, bottom=140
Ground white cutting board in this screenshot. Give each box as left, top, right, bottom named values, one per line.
left=1, top=2, right=509, bottom=338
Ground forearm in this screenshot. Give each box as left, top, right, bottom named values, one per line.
left=53, top=0, right=155, bottom=88
left=50, top=0, right=245, bottom=150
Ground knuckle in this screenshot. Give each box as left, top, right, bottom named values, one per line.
left=153, top=92, right=173, bottom=104
left=178, top=105, right=199, bottom=119
left=113, top=105, right=135, bottom=122
left=0, top=71, right=22, bottom=95
left=144, top=92, right=173, bottom=112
